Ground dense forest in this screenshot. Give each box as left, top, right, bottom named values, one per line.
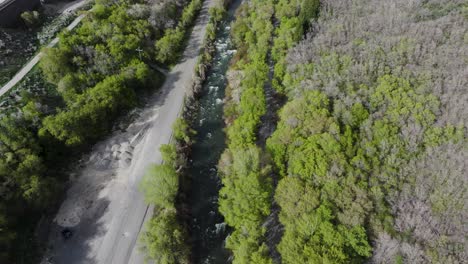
left=0, top=0, right=198, bottom=262
left=272, top=0, right=467, bottom=262
left=220, top=0, right=467, bottom=263
left=0, top=0, right=466, bottom=263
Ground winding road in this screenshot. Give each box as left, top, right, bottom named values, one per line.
left=0, top=0, right=87, bottom=98
left=42, top=0, right=213, bottom=263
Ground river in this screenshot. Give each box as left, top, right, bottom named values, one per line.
left=187, top=2, right=239, bottom=263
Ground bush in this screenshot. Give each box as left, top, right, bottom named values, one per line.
left=140, top=164, right=178, bottom=209
left=209, top=6, right=225, bottom=22
left=21, top=11, right=41, bottom=28
left=172, top=118, right=195, bottom=144
left=40, top=75, right=136, bottom=146
left=155, top=0, right=203, bottom=65
left=140, top=117, right=193, bottom=263
left=180, top=0, right=202, bottom=27
left=141, top=208, right=190, bottom=264
left=155, top=28, right=185, bottom=64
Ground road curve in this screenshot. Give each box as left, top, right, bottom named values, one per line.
left=43, top=1, right=213, bottom=263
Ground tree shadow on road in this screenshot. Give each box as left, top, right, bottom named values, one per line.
left=43, top=196, right=110, bottom=264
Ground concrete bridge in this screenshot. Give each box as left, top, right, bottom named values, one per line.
left=0, top=0, right=41, bottom=27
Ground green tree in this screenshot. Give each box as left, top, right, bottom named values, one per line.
left=141, top=208, right=189, bottom=264
left=155, top=28, right=185, bottom=64
left=180, top=0, right=202, bottom=27
left=40, top=75, right=135, bottom=146
left=21, top=11, right=41, bottom=28
left=173, top=118, right=195, bottom=144
left=140, top=164, right=178, bottom=209
left=40, top=47, right=73, bottom=84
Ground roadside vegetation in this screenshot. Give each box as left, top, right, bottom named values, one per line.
left=0, top=0, right=200, bottom=262
left=193, top=0, right=227, bottom=92
left=140, top=118, right=194, bottom=264
left=20, top=10, right=42, bottom=28
left=155, top=0, right=203, bottom=64
left=140, top=1, right=229, bottom=260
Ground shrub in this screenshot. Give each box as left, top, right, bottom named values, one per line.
left=21, top=11, right=41, bottom=28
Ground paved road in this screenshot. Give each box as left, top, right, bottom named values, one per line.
left=0, top=1, right=87, bottom=98
left=43, top=1, right=213, bottom=263
left=0, top=0, right=16, bottom=9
